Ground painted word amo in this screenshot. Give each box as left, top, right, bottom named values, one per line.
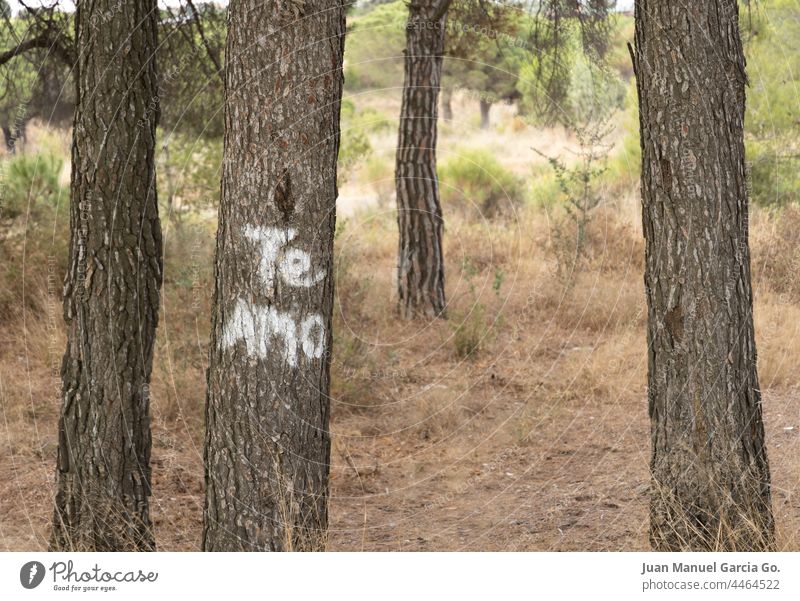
left=223, top=298, right=325, bottom=367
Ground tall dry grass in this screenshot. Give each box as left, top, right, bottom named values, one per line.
left=2, top=116, right=800, bottom=550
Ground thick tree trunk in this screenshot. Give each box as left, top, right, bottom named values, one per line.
left=441, top=86, right=453, bottom=122
left=202, top=0, right=346, bottom=551
left=479, top=98, right=491, bottom=129
left=634, top=0, right=774, bottom=550
left=395, top=0, right=448, bottom=319
left=51, top=0, right=161, bottom=551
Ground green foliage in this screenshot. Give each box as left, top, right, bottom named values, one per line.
left=443, top=1, right=529, bottom=125
left=744, top=0, right=800, bottom=207
left=1, top=153, right=63, bottom=218
left=516, top=16, right=578, bottom=125
left=519, top=35, right=625, bottom=126
left=538, top=120, right=612, bottom=277
left=529, top=163, right=563, bottom=208
left=0, top=19, right=42, bottom=131
left=516, top=7, right=622, bottom=126
left=605, top=14, right=635, bottom=80
left=357, top=107, right=394, bottom=133
left=451, top=258, right=503, bottom=359
left=0, top=12, right=75, bottom=133
left=157, top=132, right=223, bottom=218
left=0, top=151, right=69, bottom=318
left=364, top=154, right=394, bottom=206
left=452, top=257, right=485, bottom=359
left=343, top=1, right=406, bottom=91
left=747, top=139, right=800, bottom=208
left=341, top=99, right=394, bottom=134
left=440, top=149, right=525, bottom=218
left=605, top=81, right=641, bottom=193
left=453, top=301, right=485, bottom=359
left=339, top=99, right=377, bottom=184
left=566, top=55, right=626, bottom=124
left=158, top=4, right=227, bottom=138
left=339, top=129, right=371, bottom=185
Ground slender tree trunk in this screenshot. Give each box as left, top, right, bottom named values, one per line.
left=203, top=0, right=346, bottom=551
left=15, top=117, right=28, bottom=151
left=633, top=0, right=774, bottom=550
left=51, top=0, right=161, bottom=551
left=161, top=140, right=179, bottom=228
left=441, top=86, right=453, bottom=121
left=1, top=125, right=14, bottom=153
left=395, top=0, right=449, bottom=319
left=479, top=98, right=491, bottom=129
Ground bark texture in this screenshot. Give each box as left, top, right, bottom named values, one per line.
left=633, top=0, right=774, bottom=550
left=203, top=0, right=346, bottom=551
left=395, top=0, right=449, bottom=319
left=51, top=0, right=161, bottom=551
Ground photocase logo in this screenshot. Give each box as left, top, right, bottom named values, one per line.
left=20, top=561, right=46, bottom=589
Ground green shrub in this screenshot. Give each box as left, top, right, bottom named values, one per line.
left=1, top=153, right=63, bottom=217
left=0, top=151, right=69, bottom=320
left=343, top=1, right=406, bottom=91
left=537, top=120, right=612, bottom=278
left=157, top=132, right=223, bottom=218
left=747, top=140, right=800, bottom=208
left=516, top=34, right=575, bottom=126
left=451, top=260, right=503, bottom=359
left=453, top=302, right=485, bottom=359
left=439, top=149, right=526, bottom=218
left=605, top=14, right=636, bottom=80
left=357, top=107, right=394, bottom=134
left=364, top=155, right=394, bottom=206
left=339, top=99, right=373, bottom=184
left=567, top=55, right=626, bottom=124
left=529, top=164, right=562, bottom=208
left=605, top=82, right=641, bottom=194
left=743, top=0, right=800, bottom=207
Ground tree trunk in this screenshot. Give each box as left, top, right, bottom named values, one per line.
left=395, top=0, right=448, bottom=319
left=441, top=86, right=453, bottom=122
left=633, top=0, right=774, bottom=550
left=202, top=0, right=346, bottom=551
left=1, top=125, right=14, bottom=153
left=479, top=98, right=491, bottom=129
left=51, top=0, right=161, bottom=551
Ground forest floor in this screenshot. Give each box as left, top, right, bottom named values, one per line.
left=3, top=188, right=800, bottom=551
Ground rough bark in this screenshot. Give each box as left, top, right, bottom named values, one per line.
left=633, top=0, right=774, bottom=550
left=202, top=0, right=346, bottom=551
left=51, top=0, right=161, bottom=551
left=479, top=98, right=491, bottom=130
left=395, top=0, right=449, bottom=319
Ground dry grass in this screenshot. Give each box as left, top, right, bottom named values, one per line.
left=2, top=116, right=800, bottom=551
left=649, top=467, right=776, bottom=552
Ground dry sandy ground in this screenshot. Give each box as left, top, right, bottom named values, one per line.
left=2, top=360, right=799, bottom=551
